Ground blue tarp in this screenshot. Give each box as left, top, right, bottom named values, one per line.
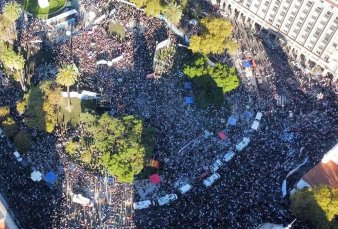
left=242, top=60, right=252, bottom=68
left=184, top=82, right=192, bottom=89
left=44, top=172, right=57, bottom=185
left=227, top=117, right=237, bottom=126
left=243, top=111, right=253, bottom=119
left=185, top=96, right=194, bottom=104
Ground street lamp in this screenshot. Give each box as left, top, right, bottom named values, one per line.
left=66, top=23, right=74, bottom=61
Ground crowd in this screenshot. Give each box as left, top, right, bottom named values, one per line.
left=0, top=0, right=337, bottom=228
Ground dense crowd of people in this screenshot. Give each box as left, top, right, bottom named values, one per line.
left=0, top=0, right=337, bottom=228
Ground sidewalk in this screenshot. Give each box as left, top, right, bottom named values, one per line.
left=0, top=193, right=19, bottom=229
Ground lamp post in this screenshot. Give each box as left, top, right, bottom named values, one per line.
left=66, top=23, right=74, bottom=61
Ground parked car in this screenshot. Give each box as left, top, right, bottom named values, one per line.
left=209, top=159, right=223, bottom=173
left=13, top=151, right=22, bottom=162
left=236, top=137, right=250, bottom=152
left=223, top=151, right=235, bottom=162
left=157, top=194, right=178, bottom=206
left=72, top=194, right=94, bottom=207
left=203, top=173, right=221, bottom=187
left=178, top=184, right=192, bottom=194
left=133, top=200, right=153, bottom=210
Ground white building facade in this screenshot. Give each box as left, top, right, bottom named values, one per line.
left=213, top=0, right=338, bottom=80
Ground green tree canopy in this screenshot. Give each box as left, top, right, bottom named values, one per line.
left=130, top=0, right=163, bottom=17
left=3, top=2, right=21, bottom=22
left=183, top=56, right=239, bottom=107
left=56, top=64, right=79, bottom=108
left=0, top=41, right=26, bottom=90
left=0, top=15, right=16, bottom=42
left=291, top=185, right=338, bottom=229
left=163, top=2, right=182, bottom=25
left=131, top=0, right=185, bottom=22
left=23, top=81, right=61, bottom=132
left=13, top=132, right=31, bottom=153
left=1, top=117, right=18, bottom=138
left=67, top=112, right=156, bottom=183
left=0, top=106, right=10, bottom=122
left=189, top=17, right=238, bottom=55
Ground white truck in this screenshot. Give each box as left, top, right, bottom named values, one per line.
left=203, top=173, right=221, bottom=187
left=72, top=194, right=94, bottom=207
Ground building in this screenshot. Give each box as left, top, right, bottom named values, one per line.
left=0, top=195, right=18, bottom=229
left=292, top=143, right=338, bottom=193
left=212, top=0, right=338, bottom=81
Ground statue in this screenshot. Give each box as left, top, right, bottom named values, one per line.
left=38, top=0, right=50, bottom=8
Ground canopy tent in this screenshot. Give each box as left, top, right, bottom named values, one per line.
left=185, top=96, right=194, bottom=104
left=242, top=60, right=252, bottom=68
left=184, top=82, right=192, bottom=90
left=217, top=131, right=229, bottom=140
left=44, top=172, right=58, bottom=185
left=31, top=171, right=42, bottom=182
left=251, top=120, right=260, bottom=130
left=243, top=111, right=253, bottom=119
left=149, top=174, right=161, bottom=184
left=227, top=117, right=237, bottom=126
left=255, top=112, right=262, bottom=121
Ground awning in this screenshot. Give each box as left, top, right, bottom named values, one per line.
left=185, top=96, right=194, bottom=104
left=149, top=174, right=161, bottom=184
left=31, top=171, right=42, bottom=182
left=44, top=172, right=58, bottom=185
left=227, top=117, right=237, bottom=126
left=217, top=131, right=228, bottom=140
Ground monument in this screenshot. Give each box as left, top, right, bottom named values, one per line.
left=38, top=0, right=50, bottom=8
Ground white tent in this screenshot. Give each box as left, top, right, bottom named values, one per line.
left=31, top=171, right=43, bottom=182
left=255, top=112, right=262, bottom=121
left=251, top=120, right=260, bottom=130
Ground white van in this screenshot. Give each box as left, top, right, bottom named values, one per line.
left=178, top=184, right=192, bottom=194
left=157, top=194, right=178, bottom=206
left=236, top=137, right=250, bottom=152
left=209, top=159, right=223, bottom=173
left=72, top=194, right=94, bottom=207
left=223, top=151, right=235, bottom=162
left=203, top=173, right=220, bottom=187
left=133, top=200, right=153, bottom=210
left=251, top=120, right=260, bottom=130
left=13, top=151, right=22, bottom=162
left=255, top=112, right=262, bottom=121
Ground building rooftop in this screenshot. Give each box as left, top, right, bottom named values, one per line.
left=300, top=143, right=338, bottom=188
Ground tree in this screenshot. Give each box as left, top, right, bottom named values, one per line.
left=183, top=56, right=239, bottom=107
left=2, top=117, right=18, bottom=138
left=291, top=185, right=338, bottom=229
left=163, top=2, right=182, bottom=25
left=13, top=132, right=31, bottom=153
left=189, top=17, right=238, bottom=55
left=0, top=41, right=26, bottom=90
left=130, top=0, right=162, bottom=17
left=68, top=113, right=156, bottom=183
left=0, top=16, right=16, bottom=42
left=0, top=106, right=10, bottom=122
left=56, top=64, right=79, bottom=109
left=23, top=81, right=61, bottom=132
left=3, top=2, right=21, bottom=22
left=0, top=2, right=20, bottom=43
left=65, top=140, right=79, bottom=156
